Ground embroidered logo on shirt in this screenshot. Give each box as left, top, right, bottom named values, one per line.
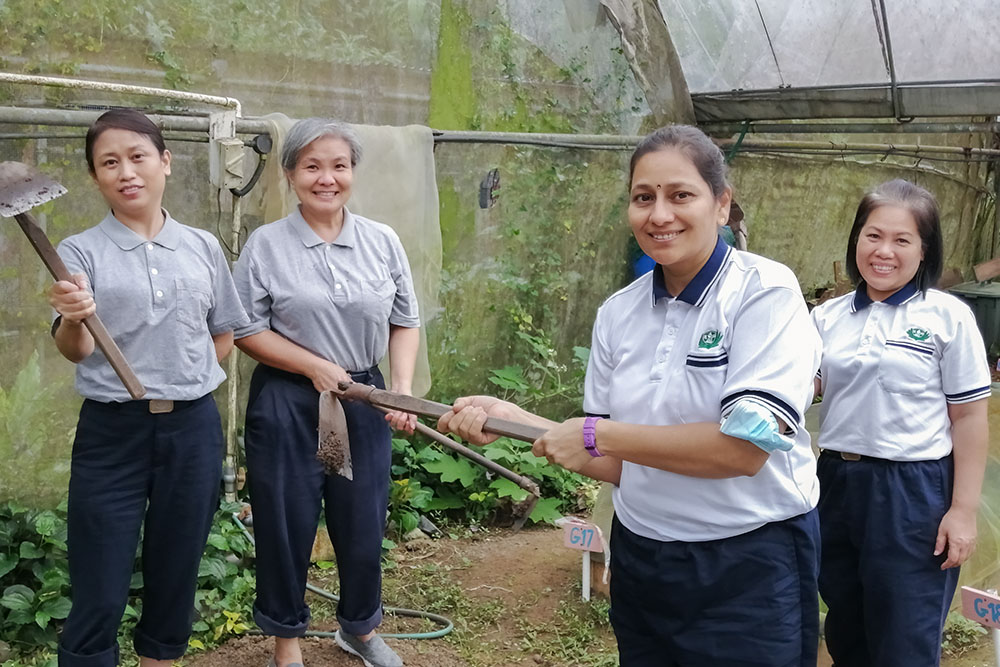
left=698, top=329, right=723, bottom=349
left=905, top=326, right=931, bottom=342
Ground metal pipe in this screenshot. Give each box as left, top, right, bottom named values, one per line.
left=0, top=131, right=211, bottom=143
left=433, top=129, right=641, bottom=148
left=720, top=139, right=1000, bottom=159
left=694, top=78, right=1000, bottom=98
left=876, top=0, right=905, bottom=121
left=0, top=72, right=242, bottom=117
left=0, top=106, right=272, bottom=135
left=701, top=121, right=1000, bottom=135
left=223, top=196, right=243, bottom=503
left=3, top=106, right=997, bottom=160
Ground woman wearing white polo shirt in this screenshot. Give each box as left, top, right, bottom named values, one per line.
left=439, top=125, right=822, bottom=666
left=811, top=180, right=990, bottom=666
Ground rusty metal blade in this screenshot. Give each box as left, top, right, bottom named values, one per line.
left=0, top=162, right=67, bottom=218
left=318, top=391, right=353, bottom=480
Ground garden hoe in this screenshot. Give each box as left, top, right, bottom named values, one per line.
left=0, top=161, right=146, bottom=399
left=319, top=382, right=544, bottom=530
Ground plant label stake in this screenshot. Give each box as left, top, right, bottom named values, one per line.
left=960, top=586, right=1000, bottom=664
left=0, top=161, right=145, bottom=399
left=556, top=517, right=605, bottom=601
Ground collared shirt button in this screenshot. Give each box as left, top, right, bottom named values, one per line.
left=150, top=268, right=158, bottom=275
left=861, top=336, right=871, bottom=345
left=146, top=244, right=154, bottom=250
left=155, top=290, right=164, bottom=298
left=335, top=283, right=342, bottom=290
left=667, top=327, right=677, bottom=335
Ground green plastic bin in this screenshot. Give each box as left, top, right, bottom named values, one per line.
left=948, top=281, right=1000, bottom=356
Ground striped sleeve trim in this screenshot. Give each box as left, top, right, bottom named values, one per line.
left=945, top=386, right=992, bottom=404
left=722, top=390, right=801, bottom=433
left=686, top=352, right=729, bottom=368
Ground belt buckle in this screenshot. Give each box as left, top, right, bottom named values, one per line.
left=148, top=399, right=174, bottom=414
left=840, top=451, right=861, bottom=461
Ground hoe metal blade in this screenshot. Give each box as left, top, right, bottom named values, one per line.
left=0, top=161, right=67, bottom=218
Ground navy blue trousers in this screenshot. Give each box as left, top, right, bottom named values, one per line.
left=818, top=452, right=958, bottom=667
left=245, top=365, right=391, bottom=637
left=58, top=395, right=223, bottom=667
left=609, top=510, right=820, bottom=667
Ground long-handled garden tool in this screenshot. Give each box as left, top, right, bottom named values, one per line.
left=318, top=382, right=545, bottom=529
left=0, top=161, right=146, bottom=399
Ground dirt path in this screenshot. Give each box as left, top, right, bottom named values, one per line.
left=183, top=525, right=994, bottom=667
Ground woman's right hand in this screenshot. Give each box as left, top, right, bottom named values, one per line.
left=436, top=396, right=517, bottom=446
left=48, top=274, right=96, bottom=323
left=306, top=359, right=353, bottom=393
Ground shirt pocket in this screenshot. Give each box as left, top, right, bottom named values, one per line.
left=876, top=339, right=937, bottom=396
left=361, top=278, right=396, bottom=323
left=683, top=352, right=729, bottom=401
left=175, top=277, right=212, bottom=335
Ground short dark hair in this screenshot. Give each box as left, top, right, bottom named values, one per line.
left=281, top=118, right=362, bottom=171
left=85, top=109, right=167, bottom=173
left=628, top=125, right=729, bottom=197
left=846, top=179, right=943, bottom=292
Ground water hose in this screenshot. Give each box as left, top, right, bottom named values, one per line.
left=231, top=513, right=454, bottom=640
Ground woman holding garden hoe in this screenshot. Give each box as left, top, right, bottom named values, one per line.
left=439, top=125, right=822, bottom=666
left=47, top=109, right=247, bottom=667
left=232, top=118, right=420, bottom=667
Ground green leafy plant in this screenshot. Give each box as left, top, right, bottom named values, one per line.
left=189, top=502, right=256, bottom=650
left=0, top=500, right=71, bottom=652
left=941, top=611, right=988, bottom=657
left=0, top=499, right=257, bottom=663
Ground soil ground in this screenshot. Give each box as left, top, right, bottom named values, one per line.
left=183, top=526, right=996, bottom=667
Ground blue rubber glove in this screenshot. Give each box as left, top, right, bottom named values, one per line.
left=720, top=399, right=796, bottom=453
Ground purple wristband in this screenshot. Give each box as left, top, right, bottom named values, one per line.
left=583, top=416, right=604, bottom=457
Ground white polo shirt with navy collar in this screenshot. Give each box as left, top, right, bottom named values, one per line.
left=585, top=237, right=821, bottom=542
left=811, top=283, right=991, bottom=461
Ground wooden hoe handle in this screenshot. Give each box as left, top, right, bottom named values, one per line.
left=337, top=382, right=548, bottom=443
left=16, top=212, right=147, bottom=399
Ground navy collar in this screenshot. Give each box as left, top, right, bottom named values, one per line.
left=851, top=280, right=920, bottom=312
left=651, top=236, right=732, bottom=307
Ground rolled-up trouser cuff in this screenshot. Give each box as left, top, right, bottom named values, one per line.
left=58, top=642, right=118, bottom=667
left=254, top=602, right=311, bottom=638
left=133, top=625, right=188, bottom=660
left=337, top=605, right=383, bottom=637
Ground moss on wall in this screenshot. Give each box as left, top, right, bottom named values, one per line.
left=428, top=0, right=476, bottom=130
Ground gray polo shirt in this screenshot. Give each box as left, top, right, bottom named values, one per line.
left=232, top=207, right=420, bottom=371
left=56, top=211, right=248, bottom=402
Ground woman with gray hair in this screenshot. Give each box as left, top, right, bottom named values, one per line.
left=232, top=118, right=421, bottom=667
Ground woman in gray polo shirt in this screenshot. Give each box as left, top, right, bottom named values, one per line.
left=232, top=118, right=420, bottom=667
left=47, top=109, right=248, bottom=667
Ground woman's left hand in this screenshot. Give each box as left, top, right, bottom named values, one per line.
left=935, top=507, right=978, bottom=569
left=532, top=418, right=591, bottom=472
left=384, top=408, right=417, bottom=435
